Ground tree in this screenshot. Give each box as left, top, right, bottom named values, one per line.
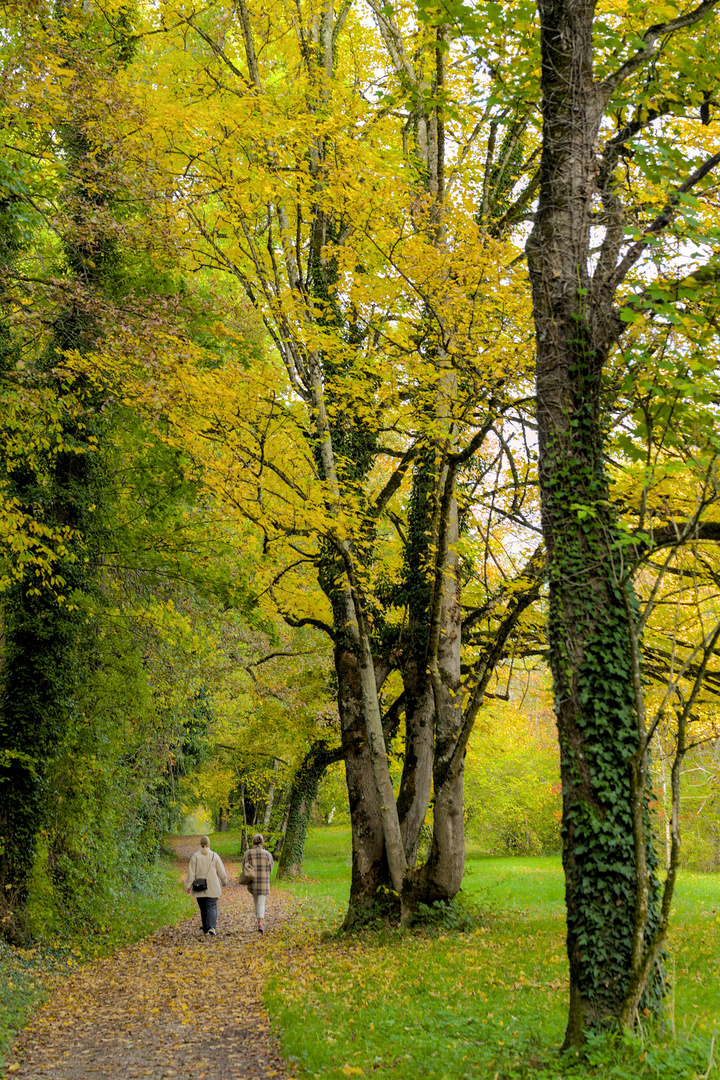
left=0, top=0, right=264, bottom=934
left=278, top=739, right=343, bottom=878
left=122, top=0, right=547, bottom=921
left=521, top=0, right=720, bottom=1044
left=0, top=1, right=123, bottom=915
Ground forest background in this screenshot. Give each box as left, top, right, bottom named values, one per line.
left=3, top=0, right=720, bottom=1067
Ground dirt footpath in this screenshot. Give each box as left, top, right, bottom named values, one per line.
left=5, top=838, right=294, bottom=1080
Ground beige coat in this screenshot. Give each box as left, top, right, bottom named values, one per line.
left=186, top=848, right=228, bottom=899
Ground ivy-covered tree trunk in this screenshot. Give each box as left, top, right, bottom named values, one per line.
left=396, top=457, right=441, bottom=870
left=277, top=739, right=343, bottom=878
left=396, top=669, right=434, bottom=869
left=525, top=0, right=661, bottom=1045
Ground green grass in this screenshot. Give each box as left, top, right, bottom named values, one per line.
left=0, top=853, right=195, bottom=1072
left=670, top=872, right=720, bottom=1031
left=265, top=827, right=720, bottom=1080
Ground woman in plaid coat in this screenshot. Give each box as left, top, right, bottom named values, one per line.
left=242, top=833, right=274, bottom=933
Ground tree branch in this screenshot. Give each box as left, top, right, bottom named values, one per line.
left=279, top=613, right=336, bottom=640
left=600, top=0, right=720, bottom=97
left=245, top=649, right=320, bottom=669
left=644, top=519, right=720, bottom=552
left=234, top=0, right=262, bottom=88
left=372, top=444, right=418, bottom=516
left=185, top=16, right=245, bottom=79
left=611, top=150, right=720, bottom=290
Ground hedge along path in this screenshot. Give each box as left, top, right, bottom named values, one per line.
left=6, top=837, right=295, bottom=1079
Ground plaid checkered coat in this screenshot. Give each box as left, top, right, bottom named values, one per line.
left=243, top=845, right=273, bottom=896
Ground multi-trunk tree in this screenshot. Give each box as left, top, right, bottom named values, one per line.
left=122, top=0, right=546, bottom=920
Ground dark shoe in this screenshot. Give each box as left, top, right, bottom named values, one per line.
left=258, top=926, right=264, bottom=934
left=208, top=927, right=217, bottom=936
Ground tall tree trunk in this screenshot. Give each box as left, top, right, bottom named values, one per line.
left=396, top=671, right=434, bottom=868
left=396, top=454, right=441, bottom=868
left=240, top=780, right=249, bottom=853
left=417, top=489, right=465, bottom=902
left=526, top=0, right=661, bottom=1044
left=336, top=643, right=394, bottom=922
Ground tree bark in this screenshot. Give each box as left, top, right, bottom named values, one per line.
left=396, top=671, right=434, bottom=868
left=404, top=472, right=466, bottom=906
left=277, top=741, right=342, bottom=878
left=396, top=452, right=443, bottom=870
left=335, top=643, right=395, bottom=922
left=526, top=0, right=661, bottom=1044
left=419, top=489, right=465, bottom=902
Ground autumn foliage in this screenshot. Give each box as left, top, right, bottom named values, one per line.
left=3, top=0, right=720, bottom=1054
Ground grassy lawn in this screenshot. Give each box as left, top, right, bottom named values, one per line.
left=261, top=826, right=719, bottom=1080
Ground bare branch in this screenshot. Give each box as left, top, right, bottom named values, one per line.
left=279, top=613, right=336, bottom=640
left=245, top=649, right=320, bottom=669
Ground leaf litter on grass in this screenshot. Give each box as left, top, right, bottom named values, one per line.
left=265, top=831, right=720, bottom=1080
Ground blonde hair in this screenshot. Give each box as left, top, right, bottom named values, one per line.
left=252, top=833, right=264, bottom=846
left=200, top=835, right=210, bottom=848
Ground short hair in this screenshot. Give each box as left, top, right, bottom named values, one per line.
left=200, top=835, right=210, bottom=847
left=252, top=833, right=263, bottom=846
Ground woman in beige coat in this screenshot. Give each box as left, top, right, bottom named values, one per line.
left=185, top=835, right=228, bottom=936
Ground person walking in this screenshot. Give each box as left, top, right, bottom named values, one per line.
left=242, top=833, right=273, bottom=933
left=186, top=835, right=228, bottom=937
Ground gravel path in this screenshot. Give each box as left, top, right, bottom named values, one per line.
left=6, top=838, right=294, bottom=1079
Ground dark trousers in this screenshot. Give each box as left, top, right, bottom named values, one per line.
left=197, top=896, right=218, bottom=933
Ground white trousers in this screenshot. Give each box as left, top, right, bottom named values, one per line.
left=253, top=893, right=266, bottom=919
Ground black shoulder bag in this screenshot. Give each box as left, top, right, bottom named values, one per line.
left=192, top=851, right=215, bottom=892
